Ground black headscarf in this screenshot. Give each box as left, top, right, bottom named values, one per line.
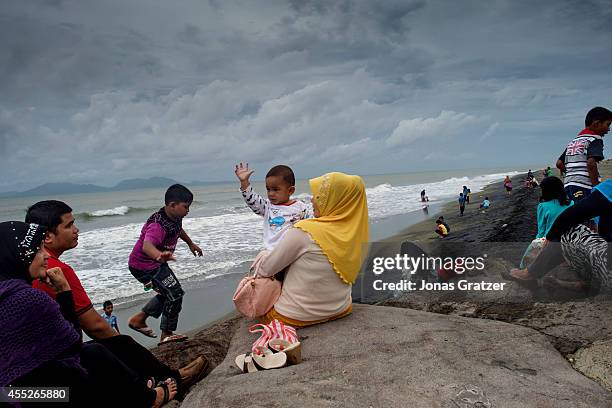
left=0, top=221, right=85, bottom=386
left=0, top=221, right=47, bottom=282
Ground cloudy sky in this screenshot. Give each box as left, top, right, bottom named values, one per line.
left=1, top=0, right=610, bottom=191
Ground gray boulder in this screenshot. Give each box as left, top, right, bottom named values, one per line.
left=182, top=304, right=611, bottom=407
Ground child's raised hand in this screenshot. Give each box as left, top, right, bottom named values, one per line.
left=156, top=251, right=176, bottom=263
left=235, top=162, right=254, bottom=183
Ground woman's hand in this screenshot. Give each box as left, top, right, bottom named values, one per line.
left=43, top=267, right=71, bottom=293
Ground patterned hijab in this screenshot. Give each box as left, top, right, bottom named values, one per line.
left=295, top=172, right=369, bottom=284
left=0, top=221, right=83, bottom=386
left=0, top=221, right=46, bottom=282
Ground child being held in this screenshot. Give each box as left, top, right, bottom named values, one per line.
left=235, top=163, right=312, bottom=250
left=101, top=300, right=120, bottom=334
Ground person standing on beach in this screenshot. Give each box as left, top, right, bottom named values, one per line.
left=462, top=186, right=471, bottom=204
left=545, top=166, right=553, bottom=177
left=458, top=193, right=466, bottom=216
left=102, top=300, right=120, bottom=334
left=127, top=184, right=202, bottom=345
left=504, top=176, right=513, bottom=195
left=421, top=189, right=429, bottom=202
left=556, top=106, right=611, bottom=202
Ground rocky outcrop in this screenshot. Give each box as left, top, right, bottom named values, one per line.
left=181, top=305, right=611, bottom=407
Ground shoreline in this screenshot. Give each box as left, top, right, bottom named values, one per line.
left=113, top=173, right=497, bottom=343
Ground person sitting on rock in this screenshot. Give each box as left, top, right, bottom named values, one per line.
left=506, top=180, right=611, bottom=293
left=0, top=221, right=179, bottom=408
left=252, top=172, right=369, bottom=327
left=518, top=177, right=573, bottom=269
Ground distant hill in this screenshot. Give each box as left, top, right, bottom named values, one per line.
left=16, top=182, right=109, bottom=197
left=4, top=177, right=182, bottom=198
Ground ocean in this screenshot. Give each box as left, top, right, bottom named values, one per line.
left=0, top=167, right=524, bottom=307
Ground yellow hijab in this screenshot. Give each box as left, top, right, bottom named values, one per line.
left=295, top=172, right=369, bottom=284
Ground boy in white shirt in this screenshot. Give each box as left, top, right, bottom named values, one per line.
left=235, top=162, right=312, bottom=250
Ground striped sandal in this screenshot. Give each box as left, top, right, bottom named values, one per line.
left=268, top=339, right=302, bottom=365
left=249, top=319, right=298, bottom=355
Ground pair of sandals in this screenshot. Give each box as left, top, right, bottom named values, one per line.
left=235, top=339, right=302, bottom=373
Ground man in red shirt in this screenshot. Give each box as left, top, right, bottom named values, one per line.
left=26, top=200, right=206, bottom=392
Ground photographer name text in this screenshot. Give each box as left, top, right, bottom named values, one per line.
left=373, top=279, right=506, bottom=292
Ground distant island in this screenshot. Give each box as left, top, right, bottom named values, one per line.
left=0, top=177, right=223, bottom=198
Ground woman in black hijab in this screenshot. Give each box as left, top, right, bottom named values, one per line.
left=0, top=221, right=177, bottom=407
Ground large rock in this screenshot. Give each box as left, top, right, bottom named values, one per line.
left=181, top=304, right=610, bottom=407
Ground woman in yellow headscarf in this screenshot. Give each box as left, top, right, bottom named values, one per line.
left=258, top=172, right=369, bottom=327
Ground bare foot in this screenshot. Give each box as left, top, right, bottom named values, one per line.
left=509, top=268, right=534, bottom=281
left=128, top=311, right=149, bottom=329
left=152, top=378, right=177, bottom=408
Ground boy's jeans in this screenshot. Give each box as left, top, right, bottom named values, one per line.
left=129, top=263, right=184, bottom=332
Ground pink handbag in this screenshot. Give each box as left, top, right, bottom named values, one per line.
left=232, top=268, right=281, bottom=319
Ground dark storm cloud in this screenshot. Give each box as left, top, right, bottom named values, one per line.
left=0, top=0, right=610, bottom=191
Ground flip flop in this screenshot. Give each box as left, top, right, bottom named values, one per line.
left=155, top=378, right=176, bottom=405
left=268, top=339, right=302, bottom=365
left=128, top=324, right=158, bottom=338
left=158, top=334, right=188, bottom=345
left=235, top=354, right=258, bottom=373
left=251, top=349, right=287, bottom=370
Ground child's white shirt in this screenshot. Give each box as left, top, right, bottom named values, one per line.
left=241, top=185, right=312, bottom=250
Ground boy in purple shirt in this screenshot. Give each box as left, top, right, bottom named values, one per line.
left=127, top=184, right=202, bottom=345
